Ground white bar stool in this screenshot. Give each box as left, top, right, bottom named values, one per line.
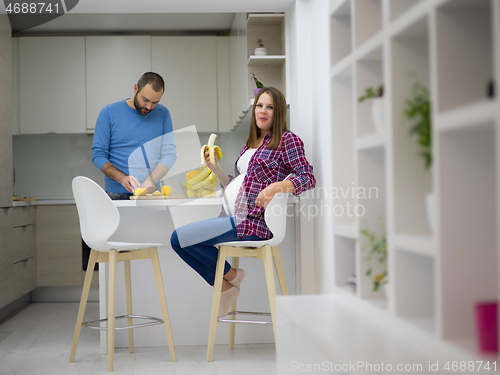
left=69, top=176, right=176, bottom=372
left=206, top=192, right=290, bottom=362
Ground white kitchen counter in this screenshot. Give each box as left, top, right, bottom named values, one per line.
left=12, top=198, right=76, bottom=206
left=97, top=195, right=300, bottom=350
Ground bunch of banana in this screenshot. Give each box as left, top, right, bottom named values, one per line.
left=184, top=166, right=220, bottom=198
left=200, top=133, right=222, bottom=166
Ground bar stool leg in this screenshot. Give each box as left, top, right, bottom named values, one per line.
left=271, top=246, right=289, bottom=296
left=262, top=246, right=278, bottom=341
left=123, top=260, right=134, bottom=354
left=206, top=247, right=227, bottom=362
left=107, top=249, right=118, bottom=372
left=228, top=256, right=239, bottom=350
left=149, top=248, right=177, bottom=362
left=70, top=249, right=98, bottom=362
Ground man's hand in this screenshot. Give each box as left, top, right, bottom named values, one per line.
left=121, top=175, right=141, bottom=193
left=141, top=176, right=156, bottom=194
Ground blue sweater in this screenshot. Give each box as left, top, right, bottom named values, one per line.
left=91, top=100, right=177, bottom=193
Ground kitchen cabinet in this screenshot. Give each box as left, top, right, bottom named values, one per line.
left=152, top=36, right=219, bottom=132
left=85, top=36, right=152, bottom=132
left=0, top=206, right=36, bottom=309
left=18, top=37, right=86, bottom=134
left=11, top=207, right=36, bottom=299
left=36, top=205, right=82, bottom=286
left=0, top=15, right=13, bottom=208
left=0, top=208, right=14, bottom=309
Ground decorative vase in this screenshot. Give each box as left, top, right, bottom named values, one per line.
left=426, top=192, right=436, bottom=234
left=371, top=97, right=385, bottom=132
left=254, top=88, right=261, bottom=97
left=255, top=47, right=267, bottom=56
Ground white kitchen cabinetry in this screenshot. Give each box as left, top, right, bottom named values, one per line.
left=299, top=0, right=500, bottom=364
left=85, top=36, right=152, bottom=132
left=152, top=36, right=219, bottom=132
left=36, top=205, right=82, bottom=287
left=19, top=37, right=86, bottom=134
left=229, top=13, right=288, bottom=130
left=0, top=206, right=36, bottom=309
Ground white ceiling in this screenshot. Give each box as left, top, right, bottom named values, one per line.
left=6, top=0, right=295, bottom=35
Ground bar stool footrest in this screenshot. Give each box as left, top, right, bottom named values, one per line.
left=218, top=310, right=272, bottom=325
left=82, top=315, right=164, bottom=331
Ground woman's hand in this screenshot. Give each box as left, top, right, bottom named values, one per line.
left=255, top=184, right=277, bottom=208
left=204, top=146, right=219, bottom=171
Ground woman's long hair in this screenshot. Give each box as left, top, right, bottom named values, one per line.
left=246, top=87, right=288, bottom=150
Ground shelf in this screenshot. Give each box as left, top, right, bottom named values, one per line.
left=436, top=99, right=497, bottom=133
left=333, top=224, right=358, bottom=240
left=389, top=0, right=423, bottom=22
left=247, top=55, right=285, bottom=66
left=330, top=0, right=352, bottom=65
left=393, top=234, right=436, bottom=257
left=356, top=132, right=385, bottom=150
left=334, top=235, right=356, bottom=290
left=353, top=0, right=382, bottom=48
left=435, top=0, right=493, bottom=112
left=330, top=54, right=353, bottom=78
left=246, top=13, right=284, bottom=26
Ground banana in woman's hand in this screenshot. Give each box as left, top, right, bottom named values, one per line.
left=200, top=133, right=222, bottom=166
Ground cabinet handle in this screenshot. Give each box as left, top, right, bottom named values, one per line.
left=14, top=256, right=34, bottom=265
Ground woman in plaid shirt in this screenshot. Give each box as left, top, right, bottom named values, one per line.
left=171, top=87, right=316, bottom=317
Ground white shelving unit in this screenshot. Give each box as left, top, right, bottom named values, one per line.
left=280, top=0, right=500, bottom=366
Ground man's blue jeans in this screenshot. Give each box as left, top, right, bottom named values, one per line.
left=170, top=217, right=264, bottom=285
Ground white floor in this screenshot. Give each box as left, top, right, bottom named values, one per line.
left=0, top=302, right=277, bottom=375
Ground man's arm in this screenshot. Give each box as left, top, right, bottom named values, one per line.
left=141, top=163, right=169, bottom=193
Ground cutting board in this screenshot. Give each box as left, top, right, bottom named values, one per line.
left=129, top=195, right=186, bottom=200
left=13, top=197, right=37, bottom=201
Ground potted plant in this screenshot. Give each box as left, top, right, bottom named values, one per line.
left=403, top=81, right=434, bottom=232
left=358, top=84, right=384, bottom=132
left=255, top=39, right=267, bottom=56
left=360, top=218, right=387, bottom=293
left=251, top=73, right=264, bottom=97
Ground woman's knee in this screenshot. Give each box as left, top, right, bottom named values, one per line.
left=170, top=230, right=180, bottom=252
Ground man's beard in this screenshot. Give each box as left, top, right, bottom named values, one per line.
left=134, top=94, right=151, bottom=115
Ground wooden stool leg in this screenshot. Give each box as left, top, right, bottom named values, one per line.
left=228, top=256, right=239, bottom=350
left=206, top=247, right=227, bottom=362
left=123, top=260, right=134, bottom=354
left=107, top=249, right=118, bottom=372
left=149, top=248, right=177, bottom=362
left=262, top=246, right=278, bottom=341
left=271, top=246, right=289, bottom=295
left=70, top=249, right=98, bottom=362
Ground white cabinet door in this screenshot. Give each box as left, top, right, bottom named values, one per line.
left=152, top=36, right=218, bottom=132
left=86, top=36, right=152, bottom=131
left=19, top=37, right=86, bottom=134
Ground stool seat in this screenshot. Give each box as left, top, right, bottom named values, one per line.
left=69, top=176, right=176, bottom=372
left=206, top=193, right=290, bottom=362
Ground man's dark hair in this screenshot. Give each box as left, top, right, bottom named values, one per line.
left=137, top=72, right=164, bottom=93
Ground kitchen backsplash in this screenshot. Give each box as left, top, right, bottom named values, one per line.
left=13, top=130, right=248, bottom=199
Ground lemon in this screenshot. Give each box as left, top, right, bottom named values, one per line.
left=134, top=188, right=147, bottom=196
left=186, top=188, right=196, bottom=198
left=162, top=185, right=173, bottom=196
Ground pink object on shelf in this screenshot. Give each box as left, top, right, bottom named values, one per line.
left=476, top=302, right=498, bottom=353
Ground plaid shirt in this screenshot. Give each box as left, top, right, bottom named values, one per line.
left=228, top=131, right=316, bottom=239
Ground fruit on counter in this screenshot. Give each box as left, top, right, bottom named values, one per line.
left=191, top=172, right=220, bottom=191
left=134, top=187, right=147, bottom=196
left=186, top=188, right=197, bottom=198
left=185, top=166, right=211, bottom=189
left=162, top=185, right=173, bottom=196
left=200, top=133, right=222, bottom=166
left=152, top=190, right=162, bottom=196
left=201, top=189, right=215, bottom=197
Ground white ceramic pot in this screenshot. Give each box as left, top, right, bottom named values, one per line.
left=371, top=97, right=385, bottom=132
left=255, top=47, right=267, bottom=56
left=426, top=192, right=436, bottom=234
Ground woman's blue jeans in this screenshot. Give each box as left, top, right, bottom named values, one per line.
left=170, top=217, right=264, bottom=285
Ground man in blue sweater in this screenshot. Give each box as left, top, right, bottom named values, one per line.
left=92, top=72, right=177, bottom=200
